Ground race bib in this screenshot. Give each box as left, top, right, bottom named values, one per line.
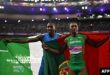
left=69, top=46, right=82, bottom=53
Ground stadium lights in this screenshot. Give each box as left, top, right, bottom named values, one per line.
left=40, top=8, right=43, bottom=11
left=64, top=7, right=69, bottom=12
left=85, top=6, right=88, bottom=9
left=82, top=6, right=85, bottom=10
left=66, top=17, right=69, bottom=19
left=18, top=20, right=21, bottom=23
left=43, top=19, right=45, bottom=21
left=40, top=7, right=45, bottom=11
left=100, top=8, right=104, bottom=12
left=55, top=18, right=58, bottom=20
left=83, top=17, right=86, bottom=19
left=82, top=6, right=88, bottom=10
left=58, top=18, right=60, bottom=20
left=64, top=7, right=67, bottom=10
left=32, top=19, right=34, bottom=21
left=90, top=24, right=93, bottom=26
left=53, top=7, right=57, bottom=12
left=4, top=20, right=7, bottom=23
left=107, top=14, right=110, bottom=17
left=0, top=6, right=4, bottom=9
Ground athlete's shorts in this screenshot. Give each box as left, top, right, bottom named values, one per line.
left=59, top=52, right=88, bottom=75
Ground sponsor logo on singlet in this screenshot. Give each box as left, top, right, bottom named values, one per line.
left=69, top=40, right=81, bottom=44
left=69, top=46, right=82, bottom=54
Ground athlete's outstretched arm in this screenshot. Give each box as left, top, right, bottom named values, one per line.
left=94, top=36, right=109, bottom=47
left=4, top=35, right=43, bottom=43
left=85, top=36, right=109, bottom=48
left=85, top=36, right=97, bottom=47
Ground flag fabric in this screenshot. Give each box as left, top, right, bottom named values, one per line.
left=0, top=35, right=68, bottom=75
left=0, top=39, right=43, bottom=75
left=0, top=32, right=110, bottom=75
left=83, top=32, right=110, bottom=75
left=43, top=35, right=69, bottom=75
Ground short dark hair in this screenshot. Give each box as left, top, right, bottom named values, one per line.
left=47, top=23, right=55, bottom=26
left=47, top=23, right=56, bottom=29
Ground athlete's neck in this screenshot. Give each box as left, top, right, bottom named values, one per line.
left=71, top=32, right=78, bottom=37
left=48, top=32, right=55, bottom=37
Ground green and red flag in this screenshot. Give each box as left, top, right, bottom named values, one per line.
left=0, top=32, right=110, bottom=75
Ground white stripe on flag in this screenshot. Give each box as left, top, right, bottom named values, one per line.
left=0, top=50, right=8, bottom=52
left=29, top=41, right=43, bottom=75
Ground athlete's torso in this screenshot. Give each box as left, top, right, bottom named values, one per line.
left=66, top=34, right=85, bottom=54
left=42, top=33, right=61, bottom=43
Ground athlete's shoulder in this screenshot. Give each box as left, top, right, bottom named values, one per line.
left=54, top=33, right=61, bottom=39
left=55, top=33, right=61, bottom=35
left=34, top=33, right=44, bottom=39
left=64, top=34, right=71, bottom=41
left=78, top=33, right=86, bottom=36
left=78, top=33, right=86, bottom=39
left=43, top=33, right=48, bottom=35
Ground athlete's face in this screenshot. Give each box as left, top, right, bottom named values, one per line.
left=70, top=23, right=78, bottom=32
left=47, top=24, right=55, bottom=33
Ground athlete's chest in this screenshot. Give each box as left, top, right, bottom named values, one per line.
left=42, top=33, right=60, bottom=42
left=67, top=36, right=84, bottom=46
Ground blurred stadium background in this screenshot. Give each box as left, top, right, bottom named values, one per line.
left=0, top=0, right=109, bottom=37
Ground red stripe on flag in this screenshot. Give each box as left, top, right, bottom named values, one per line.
left=56, top=34, right=70, bottom=60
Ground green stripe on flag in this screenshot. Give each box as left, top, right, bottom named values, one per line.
left=0, top=40, right=33, bottom=75
left=44, top=39, right=66, bottom=75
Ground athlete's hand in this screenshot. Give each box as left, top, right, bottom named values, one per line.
left=42, top=43, right=49, bottom=50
